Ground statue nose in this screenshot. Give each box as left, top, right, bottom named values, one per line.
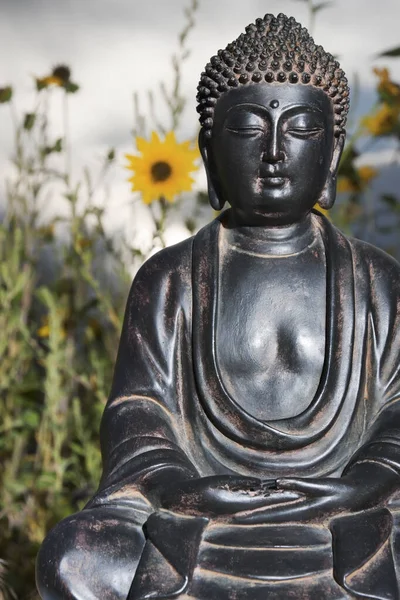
left=263, top=149, right=285, bottom=163
left=263, top=133, right=285, bottom=163
left=263, top=150, right=285, bottom=163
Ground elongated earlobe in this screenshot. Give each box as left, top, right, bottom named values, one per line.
left=318, top=174, right=337, bottom=210
left=198, top=130, right=225, bottom=211
left=318, top=132, right=345, bottom=211
left=206, top=170, right=225, bottom=211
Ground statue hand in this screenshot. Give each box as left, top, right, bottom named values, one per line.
left=233, top=462, right=399, bottom=525
left=159, top=475, right=280, bottom=517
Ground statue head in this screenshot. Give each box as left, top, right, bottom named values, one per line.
left=197, top=13, right=349, bottom=225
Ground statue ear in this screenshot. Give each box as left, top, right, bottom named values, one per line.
left=198, top=129, right=225, bottom=211
left=318, top=132, right=346, bottom=210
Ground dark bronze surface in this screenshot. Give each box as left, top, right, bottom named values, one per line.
left=37, top=13, right=400, bottom=600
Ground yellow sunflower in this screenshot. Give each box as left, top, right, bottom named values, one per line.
left=36, top=75, right=64, bottom=88
left=35, top=66, right=79, bottom=93
left=125, top=131, right=199, bottom=205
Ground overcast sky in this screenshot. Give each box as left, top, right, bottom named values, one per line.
left=1, top=0, right=400, bottom=244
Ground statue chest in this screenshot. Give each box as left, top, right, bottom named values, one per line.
left=216, top=241, right=326, bottom=421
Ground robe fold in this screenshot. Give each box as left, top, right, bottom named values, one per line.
left=87, top=212, right=400, bottom=599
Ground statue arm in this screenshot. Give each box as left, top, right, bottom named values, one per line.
left=342, top=248, right=400, bottom=486
left=88, top=243, right=280, bottom=516
left=250, top=402, right=400, bottom=525
left=87, top=244, right=200, bottom=511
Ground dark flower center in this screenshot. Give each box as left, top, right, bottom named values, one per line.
left=151, top=161, right=172, bottom=182
left=52, top=65, right=71, bottom=83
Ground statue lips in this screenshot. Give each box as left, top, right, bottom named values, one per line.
left=259, top=168, right=288, bottom=188
left=262, top=176, right=287, bottom=187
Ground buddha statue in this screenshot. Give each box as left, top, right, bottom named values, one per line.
left=37, top=13, right=400, bottom=600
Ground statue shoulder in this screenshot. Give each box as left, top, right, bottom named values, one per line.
left=133, top=236, right=195, bottom=290
left=121, top=235, right=196, bottom=325
left=349, top=236, right=400, bottom=275
left=348, top=235, right=400, bottom=299
left=130, top=216, right=218, bottom=292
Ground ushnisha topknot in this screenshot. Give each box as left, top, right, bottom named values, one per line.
left=196, top=13, right=349, bottom=139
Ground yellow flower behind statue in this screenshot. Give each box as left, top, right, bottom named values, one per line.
left=35, top=66, right=80, bottom=93
left=36, top=75, right=64, bottom=88
left=125, top=132, right=199, bottom=205
left=373, top=67, right=400, bottom=103
left=313, top=205, right=329, bottom=217
left=362, top=103, right=400, bottom=136
left=337, top=165, right=378, bottom=193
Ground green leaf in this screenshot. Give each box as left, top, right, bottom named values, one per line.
left=376, top=46, right=400, bottom=58
left=64, top=81, right=80, bottom=94
left=5, top=479, right=27, bottom=496
left=197, top=191, right=209, bottom=205
left=42, top=138, right=63, bottom=156
left=53, top=138, right=63, bottom=152
left=36, top=78, right=47, bottom=91
left=69, top=442, right=86, bottom=457
left=36, top=472, right=58, bottom=490
left=0, top=86, right=13, bottom=103
left=22, top=410, right=40, bottom=429
left=382, top=194, right=400, bottom=211
left=23, top=113, right=36, bottom=130
left=185, top=218, right=196, bottom=233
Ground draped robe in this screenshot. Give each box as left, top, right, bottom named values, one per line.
left=88, top=212, right=400, bottom=599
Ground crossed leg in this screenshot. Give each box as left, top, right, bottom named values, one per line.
left=36, top=505, right=146, bottom=600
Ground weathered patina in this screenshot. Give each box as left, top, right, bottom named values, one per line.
left=37, top=13, right=400, bottom=600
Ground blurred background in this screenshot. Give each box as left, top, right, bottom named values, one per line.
left=1, top=0, right=400, bottom=597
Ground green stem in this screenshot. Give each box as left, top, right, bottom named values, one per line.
left=63, top=91, right=71, bottom=188
left=153, top=197, right=167, bottom=248
left=9, top=101, right=22, bottom=174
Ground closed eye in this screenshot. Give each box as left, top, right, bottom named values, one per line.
left=287, top=127, right=324, bottom=138
left=226, top=126, right=264, bottom=136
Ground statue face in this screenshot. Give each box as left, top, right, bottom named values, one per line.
left=208, top=82, right=336, bottom=226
